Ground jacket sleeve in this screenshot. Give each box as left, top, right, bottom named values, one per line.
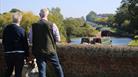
left=2, top=27, right=6, bottom=47
left=52, top=23, right=61, bottom=42
left=28, top=28, right=32, bottom=43
left=23, top=32, right=29, bottom=57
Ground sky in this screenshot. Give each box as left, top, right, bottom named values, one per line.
left=0, top=0, right=122, bottom=18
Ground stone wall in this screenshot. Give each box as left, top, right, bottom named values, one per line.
left=0, top=44, right=138, bottom=77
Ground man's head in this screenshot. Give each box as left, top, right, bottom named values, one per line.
left=39, top=8, right=49, bottom=18
left=12, top=12, right=22, bottom=24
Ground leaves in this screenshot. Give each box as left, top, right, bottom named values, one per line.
left=0, top=7, right=98, bottom=42
left=115, top=0, right=138, bottom=34
left=21, top=12, right=39, bottom=32
left=48, top=7, right=66, bottom=41
left=63, top=17, right=98, bottom=37
left=86, top=11, right=97, bottom=22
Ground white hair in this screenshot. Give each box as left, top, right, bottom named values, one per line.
left=12, top=12, right=22, bottom=23
left=39, top=8, right=49, bottom=18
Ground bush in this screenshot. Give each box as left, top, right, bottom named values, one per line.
left=128, top=35, right=138, bottom=46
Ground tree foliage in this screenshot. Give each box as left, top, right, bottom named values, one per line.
left=0, top=8, right=99, bottom=42
left=63, top=17, right=98, bottom=37
left=21, top=12, right=39, bottom=32
left=48, top=7, right=66, bottom=41
left=0, top=13, right=12, bottom=26
left=86, top=10, right=115, bottom=27
left=115, top=0, right=138, bottom=34
left=10, top=8, right=22, bottom=13
left=86, top=11, right=97, bottom=22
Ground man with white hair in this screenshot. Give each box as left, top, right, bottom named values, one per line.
left=29, top=8, right=64, bottom=77
left=2, top=12, right=29, bottom=77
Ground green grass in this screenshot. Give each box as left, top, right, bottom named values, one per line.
left=128, top=39, right=138, bottom=46
left=128, top=35, right=138, bottom=46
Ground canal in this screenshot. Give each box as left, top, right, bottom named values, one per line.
left=70, top=37, right=132, bottom=45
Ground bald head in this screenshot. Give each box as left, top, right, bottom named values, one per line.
left=39, top=8, right=49, bottom=18
left=12, top=12, right=22, bottom=23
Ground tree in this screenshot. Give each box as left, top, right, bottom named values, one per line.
left=48, top=7, right=66, bottom=42
left=86, top=11, right=97, bottom=22
left=63, top=17, right=77, bottom=42
left=107, top=14, right=115, bottom=25
left=21, top=12, right=39, bottom=32
left=0, top=13, right=12, bottom=38
left=128, top=0, right=138, bottom=34
left=114, top=0, right=138, bottom=34
left=0, top=13, right=12, bottom=27
left=115, top=2, right=130, bottom=26
left=0, top=8, right=68, bottom=42
left=63, top=17, right=85, bottom=36
left=10, top=8, right=22, bottom=13
left=63, top=17, right=98, bottom=41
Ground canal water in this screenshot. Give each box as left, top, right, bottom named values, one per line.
left=0, top=37, right=132, bottom=46
left=70, top=37, right=132, bottom=46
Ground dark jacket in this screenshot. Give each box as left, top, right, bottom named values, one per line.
left=2, top=24, right=29, bottom=56
left=32, top=20, right=56, bottom=56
